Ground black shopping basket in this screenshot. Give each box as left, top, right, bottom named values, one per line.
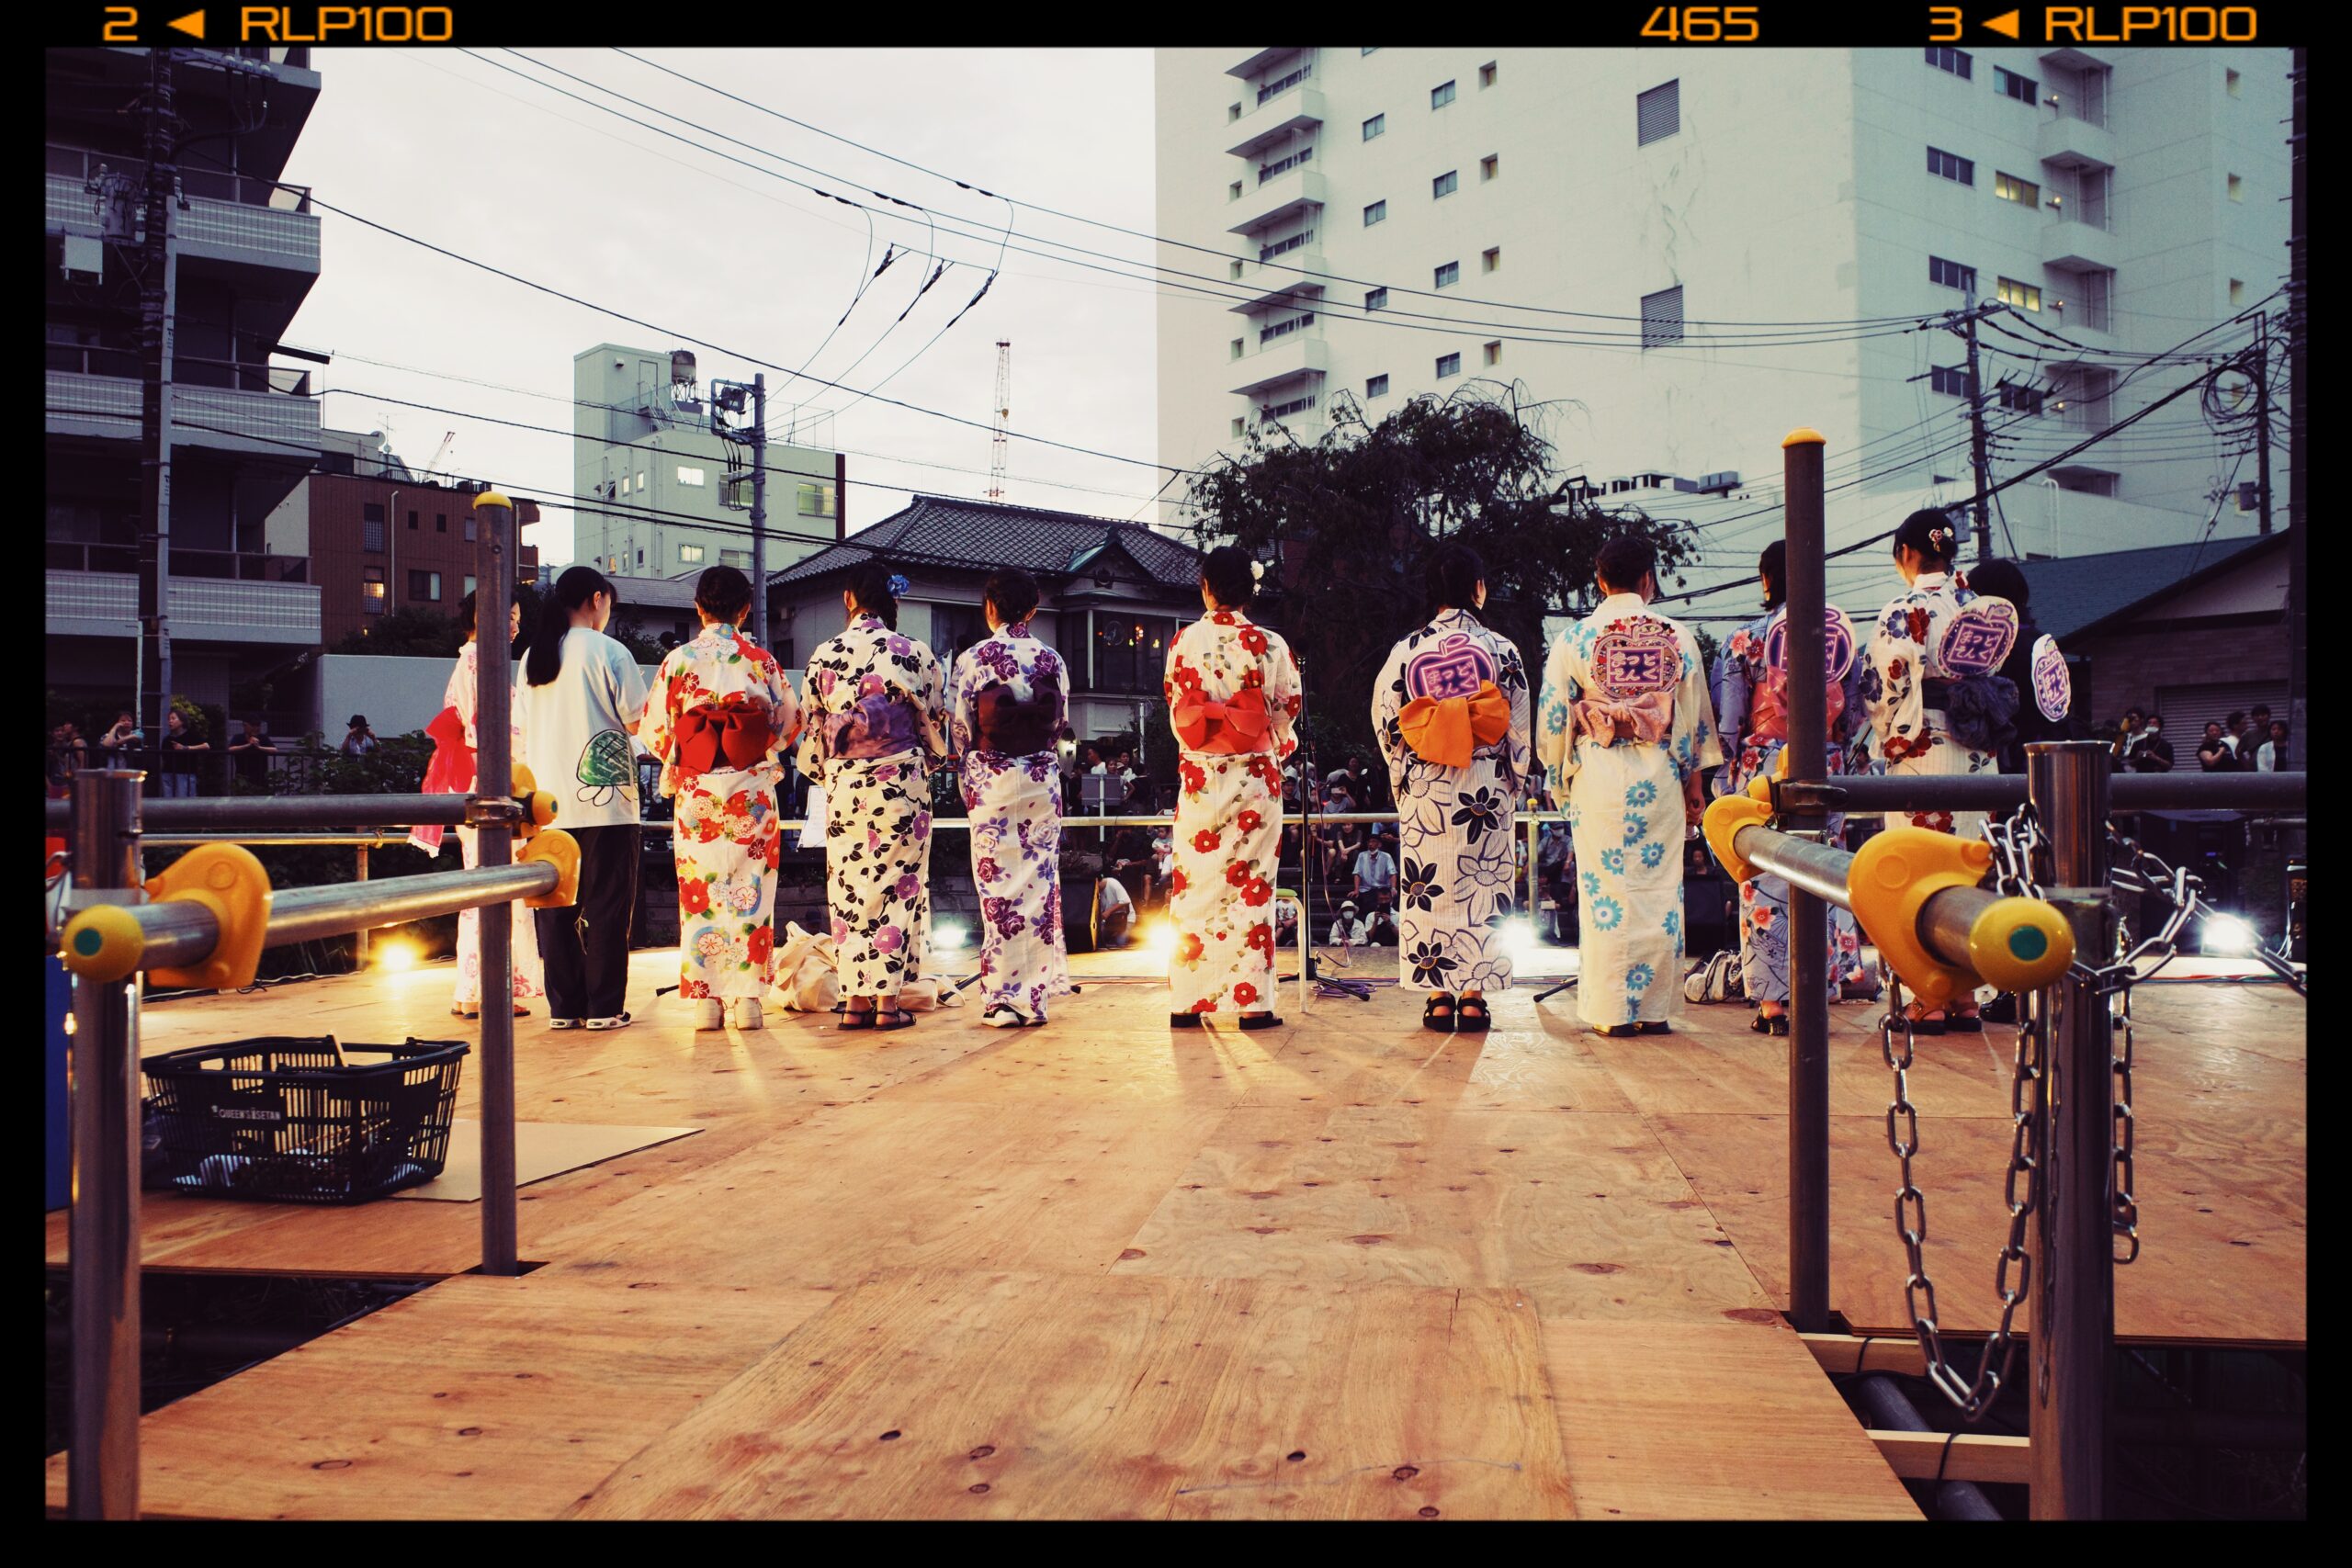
left=142, top=1036, right=469, bottom=1204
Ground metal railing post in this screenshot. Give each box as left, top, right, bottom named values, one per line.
left=354, top=841, right=370, bottom=967
left=67, top=770, right=145, bottom=1519
left=474, top=491, right=519, bottom=1276
left=1781, top=426, right=1832, bottom=1334
left=2026, top=739, right=2117, bottom=1519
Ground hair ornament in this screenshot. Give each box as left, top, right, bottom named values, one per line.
left=887, top=573, right=910, bottom=597
left=1250, top=559, right=1266, bottom=583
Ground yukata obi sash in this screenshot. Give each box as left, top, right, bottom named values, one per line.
left=1399, top=682, right=1510, bottom=769
left=410, top=704, right=474, bottom=854
left=1173, top=686, right=1272, bottom=754
left=1576, top=612, right=1680, bottom=747
left=675, top=703, right=775, bottom=782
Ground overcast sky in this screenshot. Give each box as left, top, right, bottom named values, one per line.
left=279, top=48, right=1165, bottom=564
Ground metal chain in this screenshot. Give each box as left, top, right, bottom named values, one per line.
left=2105, top=825, right=2307, bottom=996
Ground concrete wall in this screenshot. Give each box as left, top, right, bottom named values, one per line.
left=312, top=653, right=662, bottom=739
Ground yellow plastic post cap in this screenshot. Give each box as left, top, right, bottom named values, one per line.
left=1967, top=896, right=2075, bottom=993
left=1702, top=793, right=1771, bottom=884
left=471, top=489, right=513, bottom=511
left=1781, top=427, right=1827, bottom=447
left=520, top=829, right=582, bottom=908
left=61, top=904, right=145, bottom=983
left=145, top=842, right=272, bottom=992
left=1847, top=827, right=1994, bottom=1011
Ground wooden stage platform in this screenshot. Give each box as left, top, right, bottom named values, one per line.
left=44, top=948, right=2303, bottom=1518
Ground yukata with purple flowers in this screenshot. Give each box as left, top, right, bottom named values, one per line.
left=948, top=619, right=1073, bottom=1021
left=1712, top=607, right=1869, bottom=1006
left=795, top=614, right=949, bottom=1000
left=638, top=623, right=801, bottom=1004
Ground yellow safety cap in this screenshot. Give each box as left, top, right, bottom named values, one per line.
left=470, top=489, right=513, bottom=512
left=1967, top=896, right=2075, bottom=994
left=61, top=904, right=145, bottom=984
left=1847, top=827, right=1994, bottom=1011
left=520, top=828, right=582, bottom=908
left=145, top=842, right=272, bottom=992
left=1702, top=794, right=1771, bottom=884
left=1781, top=427, right=1827, bottom=447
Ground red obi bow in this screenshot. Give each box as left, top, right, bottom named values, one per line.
left=408, top=705, right=475, bottom=854
left=1750, top=679, right=1847, bottom=742
left=1398, top=681, right=1510, bottom=769
left=1173, top=687, right=1272, bottom=754
left=676, top=705, right=776, bottom=780
left=1573, top=692, right=1673, bottom=746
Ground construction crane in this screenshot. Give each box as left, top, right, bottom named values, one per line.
left=426, top=430, right=456, bottom=485
left=987, top=342, right=1010, bottom=502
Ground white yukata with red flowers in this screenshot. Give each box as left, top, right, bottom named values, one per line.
left=409, top=637, right=545, bottom=1011
left=638, top=623, right=801, bottom=1002
left=1164, top=608, right=1302, bottom=1019
left=947, top=620, right=1074, bottom=1021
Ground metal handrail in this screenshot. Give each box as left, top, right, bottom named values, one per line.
left=1777, top=772, right=2304, bottom=814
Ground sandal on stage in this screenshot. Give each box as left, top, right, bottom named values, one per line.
left=1455, top=996, right=1492, bottom=1033
left=1594, top=1023, right=1638, bottom=1038
left=1238, top=1012, right=1283, bottom=1031
left=1946, top=1011, right=1984, bottom=1032
left=1901, top=1004, right=1948, bottom=1036
left=1169, top=1012, right=1204, bottom=1029
left=875, top=1007, right=917, bottom=1032
left=548, top=1017, right=584, bottom=1031
left=981, top=1004, right=1028, bottom=1029
left=840, top=1009, right=876, bottom=1031
left=1636, top=1021, right=1673, bottom=1035
left=1751, top=1011, right=1790, bottom=1036
left=1422, top=993, right=1458, bottom=1032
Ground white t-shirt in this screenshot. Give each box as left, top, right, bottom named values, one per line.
left=2256, top=740, right=2277, bottom=773
left=1097, top=876, right=1133, bottom=919
left=1352, top=849, right=1396, bottom=890
left=1329, top=915, right=1367, bottom=945
left=514, top=626, right=652, bottom=831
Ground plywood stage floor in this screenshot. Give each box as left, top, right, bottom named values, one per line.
left=43, top=948, right=2303, bottom=1519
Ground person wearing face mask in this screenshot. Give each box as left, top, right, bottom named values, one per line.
left=2126, top=713, right=2175, bottom=773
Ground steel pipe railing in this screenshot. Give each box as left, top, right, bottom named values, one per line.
left=141, top=831, right=401, bottom=847
left=1776, top=771, right=2305, bottom=815
left=1782, top=426, right=1834, bottom=1335
left=43, top=793, right=501, bottom=834
left=1731, top=824, right=2048, bottom=975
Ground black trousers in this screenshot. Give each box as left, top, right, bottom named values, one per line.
left=536, top=823, right=639, bottom=1020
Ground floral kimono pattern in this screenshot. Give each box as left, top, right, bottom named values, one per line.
left=1862, top=570, right=2018, bottom=844
left=413, top=639, right=544, bottom=1010
left=1536, top=594, right=1724, bottom=1029
left=1164, top=608, right=1302, bottom=1017
left=639, top=624, right=801, bottom=1002
left=1372, top=609, right=1533, bottom=993
left=948, top=622, right=1073, bottom=1020
left=1712, top=609, right=1869, bottom=1004
left=795, top=615, right=949, bottom=998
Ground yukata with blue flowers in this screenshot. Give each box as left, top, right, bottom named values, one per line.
left=1536, top=592, right=1723, bottom=1030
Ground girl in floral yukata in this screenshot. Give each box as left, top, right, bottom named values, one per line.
left=1711, top=540, right=1870, bottom=1034
left=794, top=561, right=950, bottom=1031
left=1862, top=510, right=2021, bottom=1033
left=637, top=567, right=801, bottom=1032
left=1164, top=545, right=1301, bottom=1030
left=1536, top=536, right=1724, bottom=1037
left=1370, top=544, right=1533, bottom=1032
left=946, top=567, right=1074, bottom=1028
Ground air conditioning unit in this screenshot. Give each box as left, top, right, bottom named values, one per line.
left=61, top=233, right=104, bottom=284
left=1693, top=470, right=1741, bottom=494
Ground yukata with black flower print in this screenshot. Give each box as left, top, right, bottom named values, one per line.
left=1712, top=607, right=1870, bottom=1006
left=948, top=618, right=1074, bottom=1021
left=1164, top=607, right=1301, bottom=1018
left=795, top=615, right=950, bottom=1000
left=1535, top=594, right=1724, bottom=1030
left=1861, top=570, right=2019, bottom=845
left=639, top=622, right=800, bottom=1005
left=1372, top=609, right=1532, bottom=994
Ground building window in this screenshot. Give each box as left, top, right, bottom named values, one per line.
left=1260, top=312, right=1315, bottom=345
left=1232, top=416, right=1247, bottom=438
left=1261, top=230, right=1315, bottom=261
left=1930, top=366, right=1973, bottom=398
left=1434, top=261, right=1459, bottom=288
left=1484, top=340, right=1501, bottom=366
left=1229, top=180, right=1243, bottom=202
left=1636, top=80, right=1680, bottom=145
left=1929, top=255, right=1978, bottom=293
left=1995, top=171, right=2040, bottom=207
left=796, top=482, right=837, bottom=518
left=362, top=567, right=386, bottom=613
left=405, top=509, right=418, bottom=530
left=1363, top=113, right=1385, bottom=141
left=1435, top=352, right=1462, bottom=379
left=463, top=575, right=476, bottom=598
left=1995, top=66, right=2037, bottom=104
left=679, top=543, right=706, bottom=564
left=1479, top=61, right=1497, bottom=88
left=1261, top=393, right=1317, bottom=420
left=1926, top=46, right=1973, bottom=78
left=362, top=503, right=385, bottom=553
left=1365, top=287, right=1388, bottom=311
left=435, top=513, right=448, bottom=533
left=2230, top=277, right=2246, bottom=306
left=1640, top=285, right=1685, bottom=348
left=1363, top=199, right=1386, bottom=226
left=1259, top=62, right=1312, bottom=105
left=1229, top=102, right=1242, bottom=122
left=2228, top=173, right=2244, bottom=201
left=637, top=549, right=646, bottom=569
left=1480, top=153, right=1498, bottom=182
left=1432, top=169, right=1457, bottom=198
left=465, top=515, right=477, bottom=542
left=1996, top=382, right=2044, bottom=414
left=636, top=471, right=648, bottom=491
left=408, top=570, right=441, bottom=601
left=1259, top=146, right=1314, bottom=184
left=2226, top=67, right=2242, bottom=96
left=1927, top=146, right=1973, bottom=185
left=1431, top=80, right=1455, bottom=109
left=1366, top=374, right=1390, bottom=398
left=1091, top=614, right=1176, bottom=695
left=1996, top=276, right=2041, bottom=310
left=1483, top=247, right=1500, bottom=273
left=1230, top=337, right=1245, bottom=360
left=677, top=465, right=706, bottom=486
left=720, top=549, right=752, bottom=569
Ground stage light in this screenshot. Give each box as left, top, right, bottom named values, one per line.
left=2200, top=914, right=2258, bottom=955
left=934, top=920, right=970, bottom=951
left=1500, top=917, right=1538, bottom=960
left=376, top=937, right=420, bottom=974
left=1141, top=922, right=1176, bottom=962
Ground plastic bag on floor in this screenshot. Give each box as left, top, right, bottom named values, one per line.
left=769, top=921, right=841, bottom=1013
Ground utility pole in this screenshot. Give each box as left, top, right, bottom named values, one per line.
left=1962, top=306, right=1995, bottom=563
left=989, top=341, right=1011, bottom=502
left=2253, top=312, right=2273, bottom=536
left=137, top=47, right=179, bottom=758
left=750, top=372, right=769, bottom=650
left=2284, top=48, right=2305, bottom=770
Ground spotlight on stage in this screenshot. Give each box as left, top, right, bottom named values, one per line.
left=934, top=921, right=971, bottom=951
left=2199, top=914, right=2259, bottom=955
left=1500, top=917, right=1539, bottom=962
left=375, top=936, right=420, bottom=974
left=1141, top=922, right=1176, bottom=962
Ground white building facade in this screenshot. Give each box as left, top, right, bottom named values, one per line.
left=1154, top=47, right=2290, bottom=620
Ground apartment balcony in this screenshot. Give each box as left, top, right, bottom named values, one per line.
left=1227, top=48, right=1304, bottom=79
left=46, top=564, right=321, bottom=646
left=48, top=165, right=320, bottom=282
left=1226, top=85, right=1324, bottom=158
left=1227, top=167, right=1326, bottom=235
left=1227, top=250, right=1325, bottom=312
left=47, top=366, right=322, bottom=455
left=2037, top=107, right=2115, bottom=171
left=1228, top=335, right=1329, bottom=397
left=2041, top=213, right=2118, bottom=274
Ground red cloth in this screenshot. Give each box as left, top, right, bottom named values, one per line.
left=676, top=704, right=775, bottom=781
left=407, top=705, right=475, bottom=854
left=1749, top=677, right=1847, bottom=742
left=1173, top=687, right=1272, bottom=754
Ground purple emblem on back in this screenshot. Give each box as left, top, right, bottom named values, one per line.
left=1937, top=599, right=2019, bottom=678
left=1404, top=634, right=1496, bottom=700
left=1763, top=606, right=1857, bottom=682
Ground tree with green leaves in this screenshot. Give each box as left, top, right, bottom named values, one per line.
left=1180, top=381, right=1694, bottom=759
left=330, top=604, right=461, bottom=658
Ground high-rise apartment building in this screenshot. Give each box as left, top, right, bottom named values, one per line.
left=1156, top=47, right=2290, bottom=615
left=571, top=344, right=847, bottom=581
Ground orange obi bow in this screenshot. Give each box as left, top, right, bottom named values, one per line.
left=676, top=705, right=776, bottom=780
left=1398, top=681, right=1510, bottom=769
left=1574, top=692, right=1674, bottom=746
left=1173, top=687, right=1272, bottom=754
